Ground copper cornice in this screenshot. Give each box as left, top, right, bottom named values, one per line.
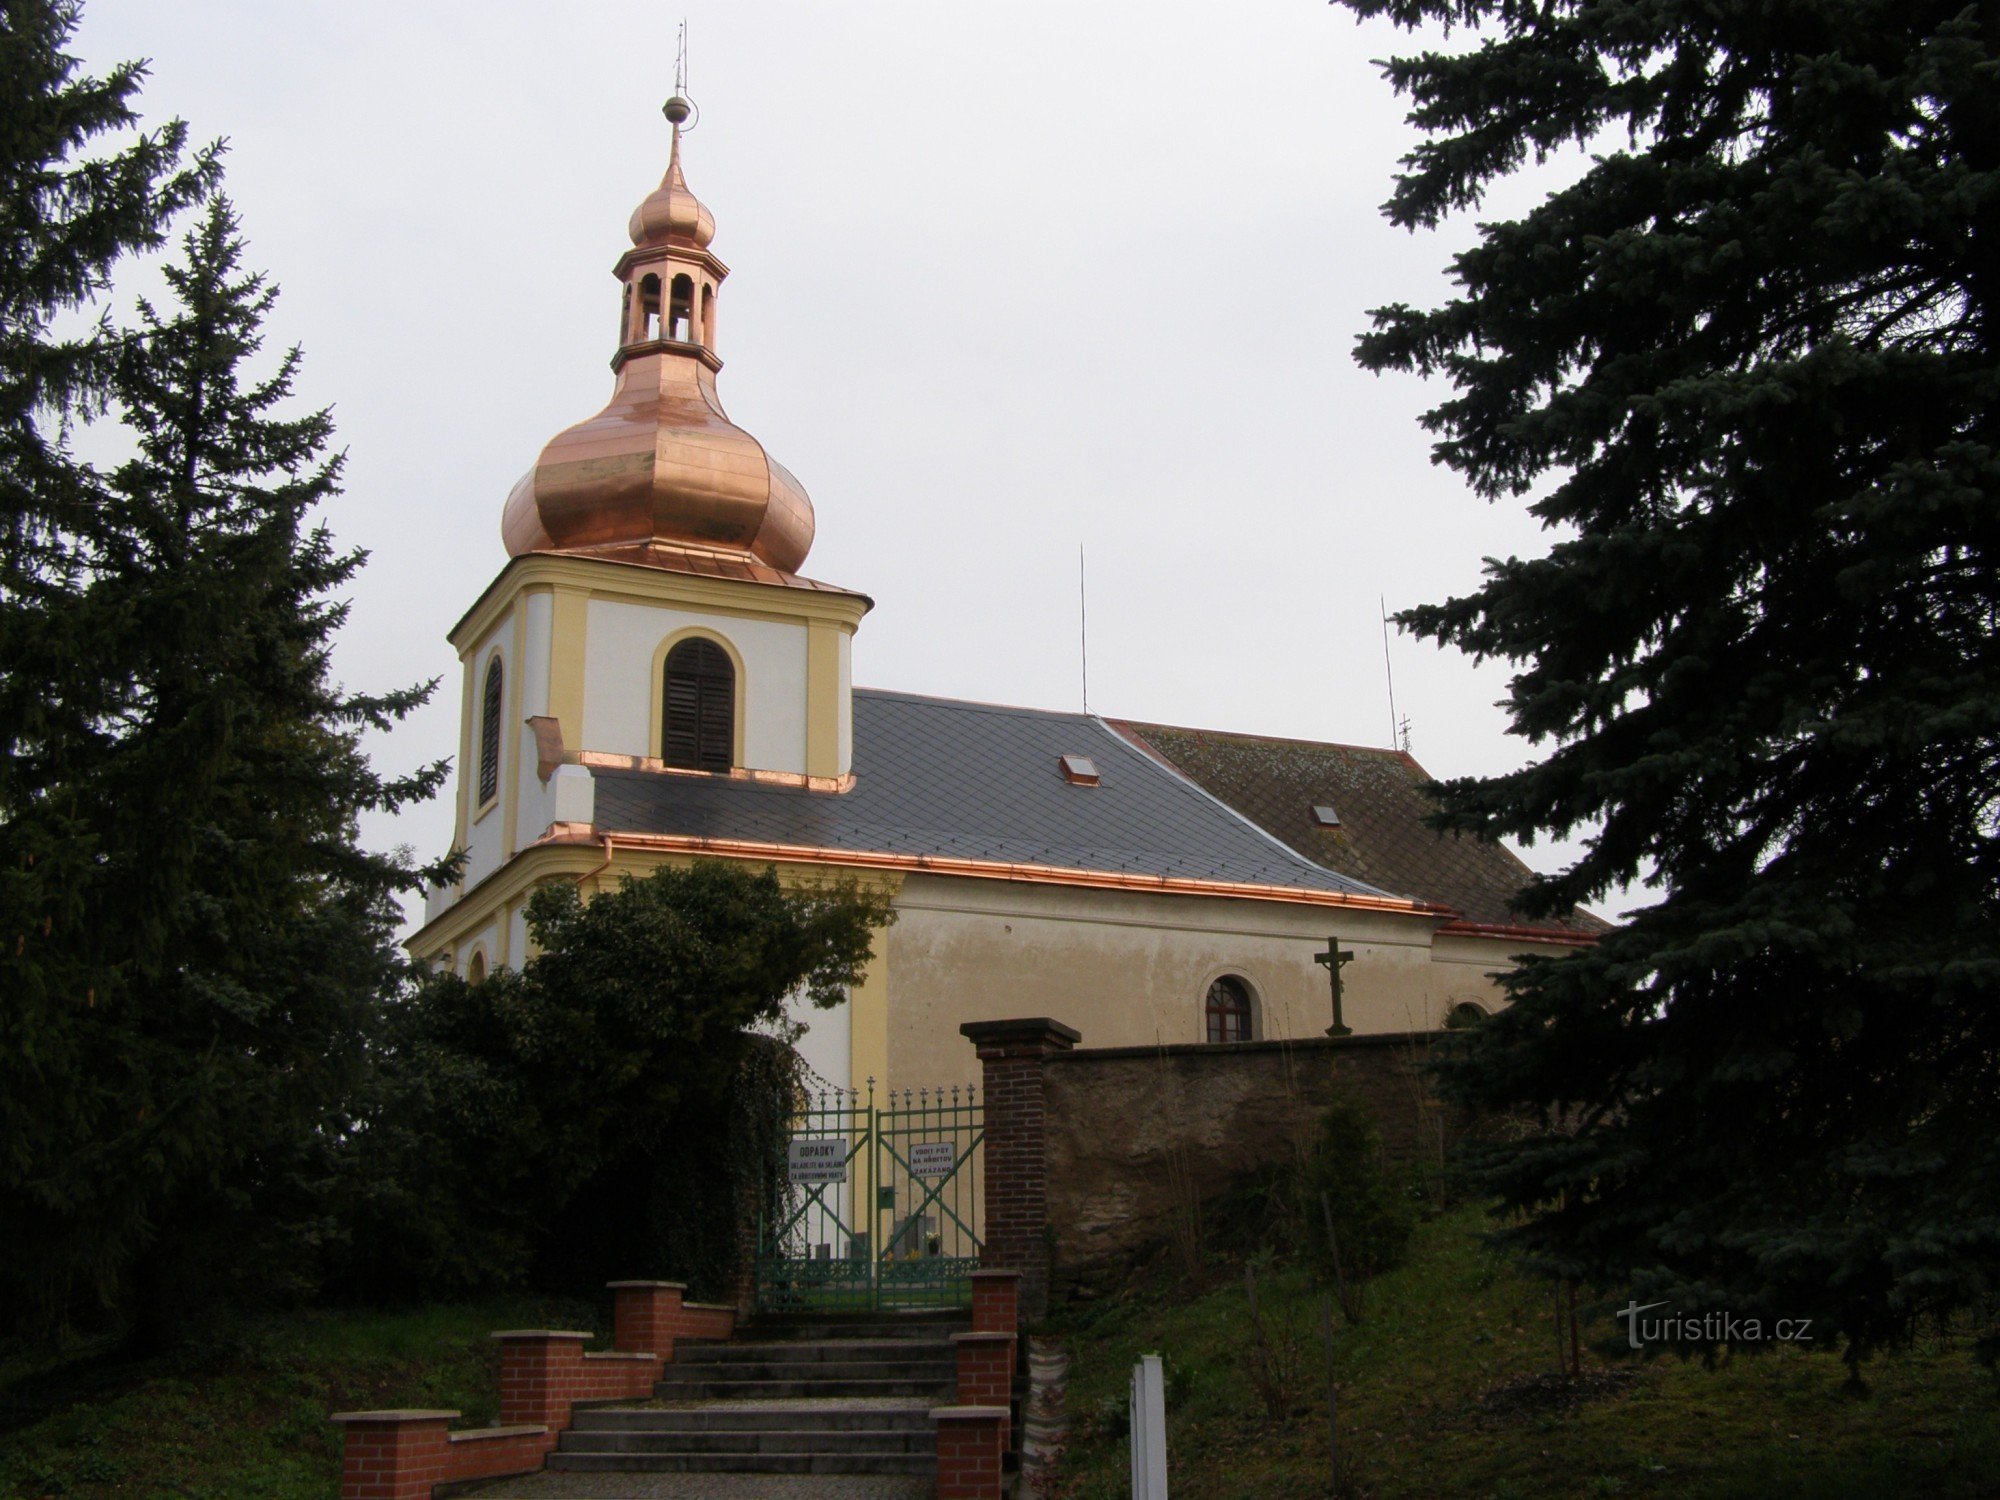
left=610, top=337, right=722, bottom=375
left=615, top=245, right=728, bottom=282
left=1433, top=918, right=1600, bottom=948
left=447, top=550, right=872, bottom=653
left=573, top=750, right=855, bottom=793
left=528, top=825, right=1453, bottom=916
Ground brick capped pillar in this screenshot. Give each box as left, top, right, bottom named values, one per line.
left=932, top=1405, right=1008, bottom=1500
left=329, top=1409, right=455, bottom=1500
left=968, top=1267, right=1021, bottom=1334
left=608, top=1280, right=686, bottom=1356
left=492, top=1330, right=591, bottom=1428
left=961, top=1017, right=1080, bottom=1320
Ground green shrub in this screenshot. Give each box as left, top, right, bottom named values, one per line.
left=1296, top=1093, right=1417, bottom=1293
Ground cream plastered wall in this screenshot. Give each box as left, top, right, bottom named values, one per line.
left=878, top=875, right=1455, bottom=1092
left=582, top=598, right=809, bottom=771
left=411, top=838, right=1530, bottom=1094
left=1427, top=931, right=1541, bottom=1023
left=836, top=633, right=853, bottom=770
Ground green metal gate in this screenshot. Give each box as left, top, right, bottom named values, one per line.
left=755, top=1081, right=984, bottom=1313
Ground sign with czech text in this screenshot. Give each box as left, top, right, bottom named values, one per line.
left=788, top=1137, right=848, bottom=1184
left=908, top=1141, right=957, bottom=1178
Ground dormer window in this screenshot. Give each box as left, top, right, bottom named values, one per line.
left=1059, top=754, right=1100, bottom=786
left=663, top=637, right=734, bottom=771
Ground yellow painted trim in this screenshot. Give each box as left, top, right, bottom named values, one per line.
left=502, top=605, right=526, bottom=858
left=450, top=552, right=869, bottom=654
left=849, top=945, right=890, bottom=1099
left=648, top=627, right=748, bottom=767
left=407, top=840, right=903, bottom=965
left=805, top=619, right=843, bottom=779
left=495, top=898, right=512, bottom=968
left=548, top=585, right=588, bottom=750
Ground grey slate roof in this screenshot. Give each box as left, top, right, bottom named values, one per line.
left=590, top=689, right=1401, bottom=900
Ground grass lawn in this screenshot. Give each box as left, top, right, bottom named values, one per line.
left=0, top=1296, right=592, bottom=1499
left=1045, top=1206, right=2000, bottom=1499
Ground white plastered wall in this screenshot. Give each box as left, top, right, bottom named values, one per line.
left=581, top=598, right=810, bottom=771
left=786, top=989, right=852, bottom=1095
left=458, top=917, right=503, bottom=980
left=458, top=610, right=514, bottom=892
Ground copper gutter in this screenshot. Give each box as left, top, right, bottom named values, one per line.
left=1434, top=918, right=1599, bottom=948
left=532, top=825, right=1451, bottom=917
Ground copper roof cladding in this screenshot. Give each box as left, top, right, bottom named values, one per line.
left=1107, top=720, right=1610, bottom=941
left=500, top=108, right=817, bottom=580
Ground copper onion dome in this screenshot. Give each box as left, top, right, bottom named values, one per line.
left=501, top=100, right=816, bottom=578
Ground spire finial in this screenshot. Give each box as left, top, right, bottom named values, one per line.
left=663, top=20, right=696, bottom=158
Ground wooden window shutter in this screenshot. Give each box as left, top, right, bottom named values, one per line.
left=478, top=658, right=504, bottom=805
left=663, top=638, right=734, bottom=771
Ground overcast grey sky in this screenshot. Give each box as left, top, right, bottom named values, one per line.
left=71, top=1, right=1628, bottom=927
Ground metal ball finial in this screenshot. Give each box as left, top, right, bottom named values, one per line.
left=663, top=95, right=693, bottom=126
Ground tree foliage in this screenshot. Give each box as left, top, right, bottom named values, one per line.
left=1, top=5, right=444, bottom=1341
left=342, top=861, right=894, bottom=1303
left=1339, top=0, right=2000, bottom=1365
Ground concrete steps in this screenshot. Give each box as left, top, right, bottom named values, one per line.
left=544, top=1314, right=966, bottom=1479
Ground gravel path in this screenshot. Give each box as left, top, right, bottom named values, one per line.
left=472, top=1475, right=930, bottom=1499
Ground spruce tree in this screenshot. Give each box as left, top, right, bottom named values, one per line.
left=1337, top=0, right=2000, bottom=1368
left=0, top=0, right=215, bottom=1337
left=1, top=18, right=449, bottom=1331
left=80, top=195, right=448, bottom=1338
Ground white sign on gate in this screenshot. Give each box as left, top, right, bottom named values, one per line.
left=908, top=1141, right=957, bottom=1178
left=788, top=1137, right=848, bottom=1184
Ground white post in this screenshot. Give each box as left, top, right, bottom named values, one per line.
left=1129, top=1353, right=1168, bottom=1499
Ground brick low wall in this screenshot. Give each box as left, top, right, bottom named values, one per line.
left=332, top=1282, right=736, bottom=1499
left=965, top=1020, right=1449, bottom=1313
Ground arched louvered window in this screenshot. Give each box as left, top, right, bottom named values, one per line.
left=478, top=657, right=503, bottom=806
left=662, top=637, right=734, bottom=771
left=1205, top=975, right=1252, bottom=1044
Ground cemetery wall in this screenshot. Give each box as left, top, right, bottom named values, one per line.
left=1042, top=1033, right=1447, bottom=1293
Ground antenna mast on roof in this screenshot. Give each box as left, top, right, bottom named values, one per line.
left=1079, top=544, right=1091, bottom=714
left=674, top=19, right=689, bottom=97
left=1381, top=595, right=1402, bottom=751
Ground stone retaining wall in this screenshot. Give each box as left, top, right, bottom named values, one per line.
left=964, top=1019, right=1450, bottom=1315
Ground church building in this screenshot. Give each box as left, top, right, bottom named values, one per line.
left=408, top=101, right=1603, bottom=1096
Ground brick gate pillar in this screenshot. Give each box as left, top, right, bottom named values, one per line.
left=961, top=1017, right=1080, bottom=1320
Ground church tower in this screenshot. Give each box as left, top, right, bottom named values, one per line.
left=421, top=99, right=870, bottom=964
